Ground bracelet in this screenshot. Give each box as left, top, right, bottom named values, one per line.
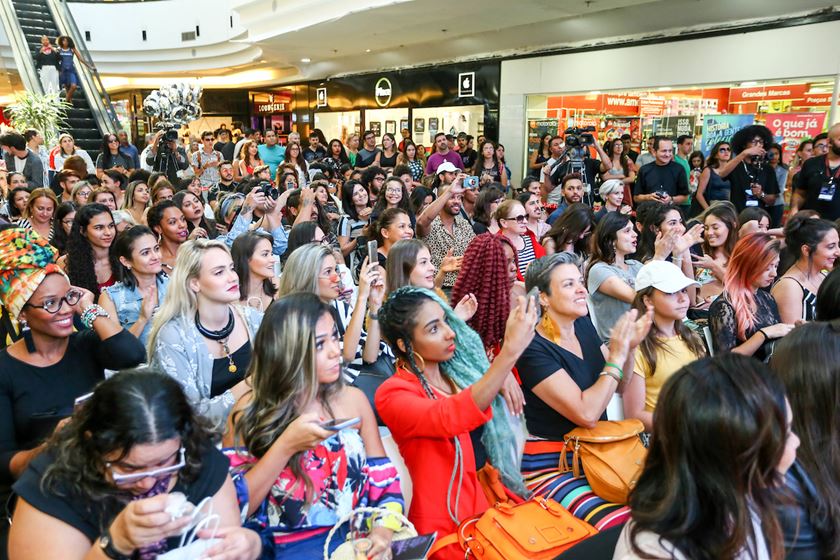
left=80, top=304, right=110, bottom=329
left=604, top=361, right=624, bottom=380
left=367, top=309, right=379, bottom=322
left=757, top=329, right=768, bottom=341
left=600, top=370, right=622, bottom=384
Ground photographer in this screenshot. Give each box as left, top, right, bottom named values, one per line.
left=218, top=181, right=294, bottom=257
left=145, top=130, right=189, bottom=184
left=716, top=125, right=779, bottom=213
left=633, top=136, right=689, bottom=206
left=543, top=130, right=611, bottom=206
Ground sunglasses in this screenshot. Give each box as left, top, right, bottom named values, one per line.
left=107, top=447, right=186, bottom=486
left=505, top=215, right=528, bottom=223
left=25, top=289, right=82, bottom=314
left=719, top=147, right=731, bottom=152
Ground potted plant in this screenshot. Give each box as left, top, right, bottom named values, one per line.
left=4, top=90, right=71, bottom=145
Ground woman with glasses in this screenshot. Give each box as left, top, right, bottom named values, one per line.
left=9, top=369, right=264, bottom=560
left=370, top=177, right=415, bottom=226
left=0, top=229, right=145, bottom=545
left=148, top=239, right=263, bottom=431
left=70, top=181, right=92, bottom=207
left=495, top=199, right=545, bottom=280
left=283, top=142, right=309, bottom=187
left=95, top=133, right=134, bottom=179
left=691, top=141, right=732, bottom=215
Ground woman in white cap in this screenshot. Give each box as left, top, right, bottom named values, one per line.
left=594, top=178, right=631, bottom=223
left=623, top=260, right=707, bottom=432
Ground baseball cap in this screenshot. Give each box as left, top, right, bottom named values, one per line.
left=435, top=161, right=459, bottom=175
left=635, top=260, right=699, bottom=293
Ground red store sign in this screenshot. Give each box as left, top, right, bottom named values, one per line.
left=729, top=84, right=808, bottom=103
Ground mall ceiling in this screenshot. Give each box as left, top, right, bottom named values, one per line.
left=236, top=0, right=840, bottom=84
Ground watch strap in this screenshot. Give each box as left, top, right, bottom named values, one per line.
left=98, top=529, right=132, bottom=560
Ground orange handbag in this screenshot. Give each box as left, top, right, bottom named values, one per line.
left=429, top=496, right=598, bottom=559
left=560, top=419, right=647, bottom=505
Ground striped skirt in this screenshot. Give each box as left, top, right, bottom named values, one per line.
left=521, top=438, right=630, bottom=530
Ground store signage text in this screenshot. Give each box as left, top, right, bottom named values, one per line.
left=729, top=84, right=807, bottom=102
left=375, top=78, right=392, bottom=107
left=256, top=102, right=285, bottom=114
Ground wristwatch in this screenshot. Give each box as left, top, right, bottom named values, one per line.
left=98, top=529, right=132, bottom=560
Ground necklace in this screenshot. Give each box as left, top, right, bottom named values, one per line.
left=195, top=308, right=238, bottom=373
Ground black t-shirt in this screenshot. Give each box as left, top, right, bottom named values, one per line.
left=515, top=317, right=607, bottom=439
left=214, top=141, right=235, bottom=162
left=795, top=155, right=840, bottom=220
left=727, top=161, right=780, bottom=213
left=460, top=149, right=478, bottom=170
left=13, top=445, right=228, bottom=546
left=208, top=180, right=238, bottom=202
left=210, top=341, right=251, bottom=396
left=303, top=146, right=327, bottom=164
left=634, top=161, right=689, bottom=199
left=549, top=158, right=602, bottom=189
left=0, top=329, right=145, bottom=484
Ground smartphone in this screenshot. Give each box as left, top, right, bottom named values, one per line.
left=367, top=240, right=378, bottom=262
left=526, top=286, right=542, bottom=320
left=463, top=175, right=479, bottom=189
left=321, top=417, right=361, bottom=431
left=74, top=392, right=94, bottom=410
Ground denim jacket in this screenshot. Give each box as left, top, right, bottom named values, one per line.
left=148, top=305, right=263, bottom=431
left=102, top=275, right=169, bottom=346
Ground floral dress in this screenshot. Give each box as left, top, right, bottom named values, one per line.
left=225, top=429, right=403, bottom=554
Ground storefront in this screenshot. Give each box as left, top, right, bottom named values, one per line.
left=499, top=20, right=840, bottom=181
left=309, top=61, right=500, bottom=153
left=248, top=85, right=310, bottom=145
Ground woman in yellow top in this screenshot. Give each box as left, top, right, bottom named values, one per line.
left=623, top=260, right=706, bottom=432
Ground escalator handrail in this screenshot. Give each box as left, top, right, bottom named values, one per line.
left=0, top=0, right=45, bottom=95
left=45, top=0, right=120, bottom=133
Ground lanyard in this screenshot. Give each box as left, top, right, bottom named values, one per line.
left=824, top=157, right=840, bottom=183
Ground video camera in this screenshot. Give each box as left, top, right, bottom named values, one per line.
left=564, top=126, right=596, bottom=148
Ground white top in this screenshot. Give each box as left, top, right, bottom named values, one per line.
left=613, top=514, right=770, bottom=560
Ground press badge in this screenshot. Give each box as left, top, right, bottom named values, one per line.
left=819, top=180, right=836, bottom=202
left=745, top=188, right=759, bottom=207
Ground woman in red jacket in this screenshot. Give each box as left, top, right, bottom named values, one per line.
left=374, top=287, right=538, bottom=559
left=495, top=199, right=545, bottom=281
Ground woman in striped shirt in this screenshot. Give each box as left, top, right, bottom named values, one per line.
left=495, top=199, right=545, bottom=280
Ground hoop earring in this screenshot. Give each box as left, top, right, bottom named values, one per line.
left=411, top=351, right=426, bottom=373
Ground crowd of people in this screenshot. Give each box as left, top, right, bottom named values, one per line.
left=0, top=119, right=839, bottom=560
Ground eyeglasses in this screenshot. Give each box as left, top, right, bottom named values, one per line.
left=107, top=138, right=118, bottom=144
left=385, top=187, right=402, bottom=194
left=719, top=147, right=731, bottom=152
left=504, top=215, right=528, bottom=223
left=374, top=176, right=386, bottom=182
left=25, top=289, right=82, bottom=314
left=107, top=448, right=186, bottom=486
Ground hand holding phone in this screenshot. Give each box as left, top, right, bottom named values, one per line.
left=526, top=287, right=542, bottom=320
left=367, top=240, right=378, bottom=261
left=320, top=417, right=361, bottom=431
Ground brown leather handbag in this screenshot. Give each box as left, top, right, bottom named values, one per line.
left=560, top=419, right=647, bottom=504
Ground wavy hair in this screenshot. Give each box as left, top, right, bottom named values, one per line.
left=628, top=354, right=788, bottom=560
left=277, top=243, right=334, bottom=299
left=42, top=369, right=215, bottom=518
left=724, top=233, right=781, bottom=339
left=451, top=234, right=513, bottom=351
left=232, top=293, right=340, bottom=504
left=542, top=202, right=594, bottom=257
left=377, top=287, right=527, bottom=496
left=585, top=211, right=633, bottom=283
left=146, top=239, right=230, bottom=354
left=701, top=202, right=739, bottom=258
left=705, top=141, right=731, bottom=169
left=51, top=201, right=77, bottom=254
left=232, top=231, right=277, bottom=301
left=770, top=323, right=840, bottom=557
left=371, top=177, right=413, bottom=218
left=65, top=203, right=117, bottom=296
left=637, top=204, right=683, bottom=263
left=23, top=187, right=58, bottom=221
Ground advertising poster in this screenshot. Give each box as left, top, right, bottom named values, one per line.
left=700, top=114, right=755, bottom=155
left=526, top=118, right=560, bottom=156
left=652, top=115, right=696, bottom=139
left=764, top=112, right=827, bottom=164
left=601, top=118, right=640, bottom=142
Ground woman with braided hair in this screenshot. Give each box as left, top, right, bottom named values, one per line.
left=375, top=287, right=538, bottom=560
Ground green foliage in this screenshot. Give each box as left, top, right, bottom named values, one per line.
left=6, top=90, right=70, bottom=145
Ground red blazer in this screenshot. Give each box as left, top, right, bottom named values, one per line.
left=375, top=368, right=492, bottom=560
left=502, top=229, right=546, bottom=282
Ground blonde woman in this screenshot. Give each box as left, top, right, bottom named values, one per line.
left=121, top=180, right=150, bottom=225
left=18, top=187, right=58, bottom=242
left=147, top=239, right=263, bottom=430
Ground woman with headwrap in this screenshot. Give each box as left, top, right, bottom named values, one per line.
left=0, top=228, right=145, bottom=547
left=374, top=287, right=538, bottom=560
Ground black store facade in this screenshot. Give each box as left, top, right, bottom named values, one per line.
left=309, top=61, right=500, bottom=152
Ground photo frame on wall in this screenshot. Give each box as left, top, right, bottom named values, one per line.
left=400, top=118, right=409, bottom=132
left=369, top=121, right=382, bottom=137
left=385, top=120, right=396, bottom=135
left=414, top=118, right=425, bottom=133
left=428, top=117, right=439, bottom=136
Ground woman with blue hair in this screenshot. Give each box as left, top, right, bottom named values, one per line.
left=374, top=286, right=538, bottom=560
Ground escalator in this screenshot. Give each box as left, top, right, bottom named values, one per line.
left=1, top=0, right=119, bottom=159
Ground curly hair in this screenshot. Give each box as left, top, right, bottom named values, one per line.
left=730, top=124, right=773, bottom=155
left=65, top=203, right=118, bottom=297
left=451, top=233, right=513, bottom=351
left=42, top=369, right=216, bottom=519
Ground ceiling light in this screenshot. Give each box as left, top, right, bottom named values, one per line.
left=365, top=49, right=371, bottom=53
left=300, top=57, right=311, bottom=63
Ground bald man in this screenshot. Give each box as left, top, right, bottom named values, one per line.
left=791, top=123, right=840, bottom=220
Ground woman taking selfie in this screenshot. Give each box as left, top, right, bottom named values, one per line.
left=10, top=369, right=264, bottom=560
left=376, top=287, right=538, bottom=559
left=99, top=226, right=169, bottom=346
left=148, top=239, right=263, bottom=431
left=224, top=293, right=403, bottom=558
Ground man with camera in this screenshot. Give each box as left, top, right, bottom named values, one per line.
left=633, top=136, right=689, bottom=205
left=716, top=125, right=779, bottom=213
left=145, top=129, right=189, bottom=184
left=542, top=130, right=611, bottom=205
